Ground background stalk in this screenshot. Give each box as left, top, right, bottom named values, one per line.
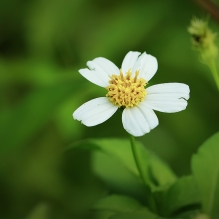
left=209, top=61, right=219, bottom=91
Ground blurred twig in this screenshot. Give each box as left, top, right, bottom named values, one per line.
left=194, top=0, right=219, bottom=23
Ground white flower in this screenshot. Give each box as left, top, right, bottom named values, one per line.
left=73, top=51, right=190, bottom=137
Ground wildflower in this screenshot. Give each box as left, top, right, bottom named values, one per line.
left=73, top=51, right=190, bottom=137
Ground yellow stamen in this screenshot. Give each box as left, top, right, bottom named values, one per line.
left=106, top=69, right=147, bottom=108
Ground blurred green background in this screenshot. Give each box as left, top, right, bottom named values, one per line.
left=0, top=0, right=219, bottom=218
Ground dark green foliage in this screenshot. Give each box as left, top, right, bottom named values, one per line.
left=192, top=132, right=219, bottom=219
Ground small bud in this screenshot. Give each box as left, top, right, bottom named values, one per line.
left=188, top=17, right=218, bottom=64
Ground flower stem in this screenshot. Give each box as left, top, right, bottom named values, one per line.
left=209, top=61, right=219, bottom=91
left=129, top=134, right=147, bottom=185
left=129, top=134, right=158, bottom=212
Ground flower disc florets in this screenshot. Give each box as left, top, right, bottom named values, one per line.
left=106, top=69, right=147, bottom=108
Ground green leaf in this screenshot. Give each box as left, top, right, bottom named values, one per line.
left=176, top=210, right=201, bottom=219
left=192, top=132, right=219, bottom=219
left=148, top=155, right=178, bottom=192
left=109, top=209, right=182, bottom=219
left=109, top=210, right=157, bottom=219
left=161, top=176, right=201, bottom=217
left=93, top=194, right=143, bottom=212
left=68, top=138, right=179, bottom=214
left=92, top=150, right=147, bottom=202
left=70, top=138, right=177, bottom=193
left=92, top=195, right=159, bottom=219
left=91, top=210, right=116, bottom=219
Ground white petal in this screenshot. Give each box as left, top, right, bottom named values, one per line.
left=132, top=52, right=158, bottom=81
left=122, top=106, right=159, bottom=137
left=89, top=57, right=120, bottom=76
left=79, top=68, right=109, bottom=87
left=73, top=97, right=118, bottom=126
left=121, top=51, right=140, bottom=74
left=79, top=57, right=119, bottom=87
left=145, top=83, right=190, bottom=113
left=138, top=102, right=159, bottom=130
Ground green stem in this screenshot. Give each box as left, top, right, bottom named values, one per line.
left=129, top=134, right=158, bottom=212
left=209, top=61, right=219, bottom=91
left=129, top=134, right=146, bottom=185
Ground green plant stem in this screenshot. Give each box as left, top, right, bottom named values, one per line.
left=209, top=61, right=219, bottom=91
left=129, top=134, right=158, bottom=213
left=129, top=134, right=146, bottom=185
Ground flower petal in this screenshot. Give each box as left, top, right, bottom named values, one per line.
left=88, top=57, right=120, bottom=76
left=121, top=51, right=140, bottom=74
left=138, top=102, right=159, bottom=130
left=79, top=57, right=119, bottom=87
left=79, top=68, right=108, bottom=87
left=132, top=52, right=158, bottom=81
left=122, top=105, right=159, bottom=137
left=145, top=83, right=190, bottom=113
left=73, top=97, right=118, bottom=126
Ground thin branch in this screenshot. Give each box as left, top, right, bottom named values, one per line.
left=194, top=0, right=219, bottom=23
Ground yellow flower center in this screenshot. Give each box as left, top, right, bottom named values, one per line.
left=106, top=69, right=147, bottom=108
